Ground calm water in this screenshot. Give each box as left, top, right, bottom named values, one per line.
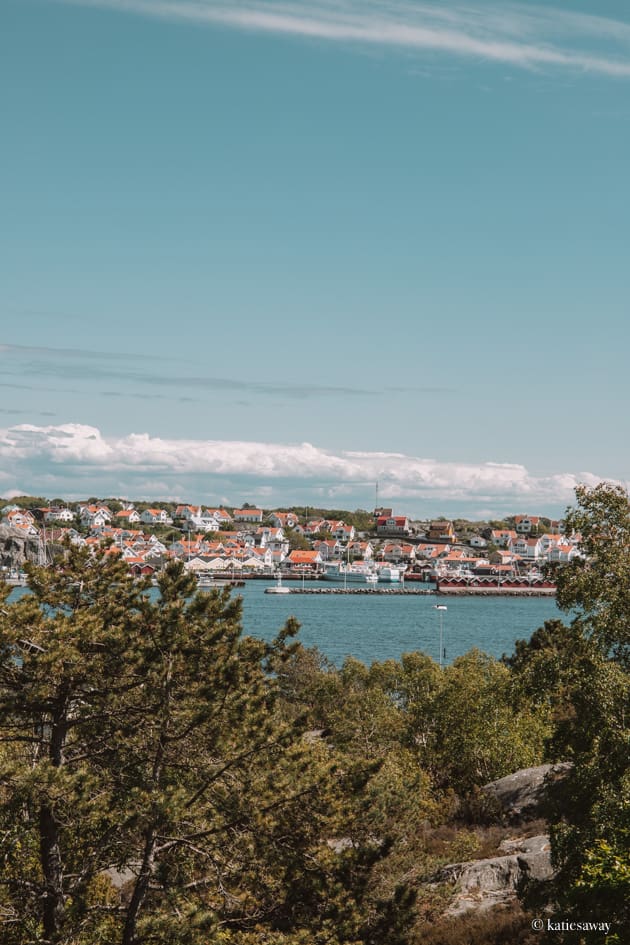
left=231, top=583, right=561, bottom=666
left=8, top=582, right=563, bottom=667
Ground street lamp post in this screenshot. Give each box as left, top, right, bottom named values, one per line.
left=433, top=604, right=447, bottom=668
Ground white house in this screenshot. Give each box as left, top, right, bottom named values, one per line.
left=538, top=533, right=561, bottom=554
left=233, top=508, right=264, bottom=523
left=255, top=527, right=288, bottom=554
left=312, top=539, right=342, bottom=561
left=416, top=542, right=450, bottom=559
left=333, top=523, right=356, bottom=541
left=379, top=542, right=417, bottom=564
left=44, top=507, right=75, bottom=523
left=514, top=516, right=541, bottom=535
left=175, top=505, right=201, bottom=522
left=205, top=508, right=233, bottom=527
left=302, top=519, right=326, bottom=536
left=548, top=543, right=581, bottom=563
left=115, top=509, right=142, bottom=524
left=376, top=516, right=411, bottom=536
left=10, top=521, right=40, bottom=538
left=79, top=505, right=112, bottom=527
left=267, top=511, right=299, bottom=529
left=3, top=509, right=35, bottom=527
left=346, top=540, right=374, bottom=560
left=82, top=510, right=111, bottom=529
left=488, top=529, right=517, bottom=548
left=510, top=536, right=543, bottom=560
left=187, top=512, right=220, bottom=534
left=140, top=508, right=173, bottom=526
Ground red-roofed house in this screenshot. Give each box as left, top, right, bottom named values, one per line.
left=489, top=529, right=517, bottom=548
left=312, top=539, right=341, bottom=561
left=140, top=508, right=173, bottom=526
left=376, top=516, right=411, bottom=536
left=514, top=516, right=541, bottom=535
left=267, top=511, right=299, bottom=529
left=115, top=509, right=142, bottom=524
left=379, top=542, right=417, bottom=564
left=233, top=509, right=264, bottom=523
left=286, top=549, right=323, bottom=571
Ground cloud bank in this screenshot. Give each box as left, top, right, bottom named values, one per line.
left=54, top=0, right=630, bottom=77
left=0, top=422, right=618, bottom=516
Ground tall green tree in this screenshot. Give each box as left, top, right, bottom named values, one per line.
left=0, top=549, right=413, bottom=945
left=556, top=481, right=630, bottom=667
left=428, top=650, right=549, bottom=795
left=519, top=484, right=630, bottom=941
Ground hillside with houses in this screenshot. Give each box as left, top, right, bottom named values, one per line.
left=0, top=498, right=583, bottom=585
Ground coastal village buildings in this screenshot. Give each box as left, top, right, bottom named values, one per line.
left=0, top=498, right=585, bottom=584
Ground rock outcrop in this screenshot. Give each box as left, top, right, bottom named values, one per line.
left=0, top=525, right=40, bottom=570
left=481, top=763, right=572, bottom=822
left=437, top=834, right=552, bottom=915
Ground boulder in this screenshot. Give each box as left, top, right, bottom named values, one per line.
left=481, top=763, right=572, bottom=822
left=437, top=834, right=552, bottom=915
left=0, top=525, right=39, bottom=569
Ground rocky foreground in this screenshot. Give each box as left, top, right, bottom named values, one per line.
left=432, top=764, right=571, bottom=915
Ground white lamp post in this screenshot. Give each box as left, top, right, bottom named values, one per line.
left=433, top=604, right=447, bottom=668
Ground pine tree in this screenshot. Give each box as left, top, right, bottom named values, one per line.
left=0, top=547, right=414, bottom=944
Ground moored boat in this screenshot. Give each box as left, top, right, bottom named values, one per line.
left=376, top=565, right=406, bottom=583
left=322, top=562, right=378, bottom=583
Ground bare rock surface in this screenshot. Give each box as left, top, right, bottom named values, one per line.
left=481, top=763, right=572, bottom=821
left=0, top=525, right=39, bottom=569
left=437, top=834, right=552, bottom=915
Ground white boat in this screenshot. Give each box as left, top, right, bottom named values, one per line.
left=376, top=565, right=406, bottom=583
left=322, top=562, right=378, bottom=583
left=196, top=572, right=215, bottom=589
left=265, top=573, right=291, bottom=594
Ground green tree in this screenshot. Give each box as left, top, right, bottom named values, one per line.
left=429, top=650, right=549, bottom=795
left=286, top=529, right=310, bottom=552
left=556, top=481, right=630, bottom=667
left=0, top=550, right=413, bottom=944
left=519, top=484, right=630, bottom=939
left=505, top=618, right=601, bottom=758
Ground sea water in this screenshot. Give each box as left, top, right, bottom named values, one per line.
left=233, top=582, right=561, bottom=666
left=7, top=582, right=563, bottom=667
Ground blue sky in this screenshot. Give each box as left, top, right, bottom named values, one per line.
left=2, top=0, right=629, bottom=516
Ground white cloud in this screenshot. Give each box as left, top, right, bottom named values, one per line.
left=53, top=0, right=630, bottom=77
left=0, top=422, right=622, bottom=515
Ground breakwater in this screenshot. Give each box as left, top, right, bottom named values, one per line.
left=278, top=587, right=435, bottom=595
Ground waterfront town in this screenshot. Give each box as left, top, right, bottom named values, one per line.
left=0, top=498, right=583, bottom=590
